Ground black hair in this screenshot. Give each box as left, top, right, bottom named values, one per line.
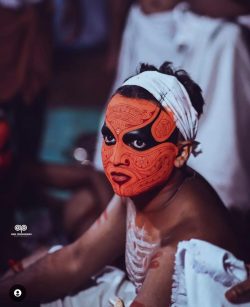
left=115, top=62, right=204, bottom=118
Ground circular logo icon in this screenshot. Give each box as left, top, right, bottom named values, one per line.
left=9, top=285, right=26, bottom=302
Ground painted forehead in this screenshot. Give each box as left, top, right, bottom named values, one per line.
left=105, top=94, right=176, bottom=141
left=106, top=94, right=159, bottom=136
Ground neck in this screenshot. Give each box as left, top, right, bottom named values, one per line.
left=130, top=168, right=186, bottom=212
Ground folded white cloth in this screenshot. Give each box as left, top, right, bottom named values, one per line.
left=172, top=239, right=250, bottom=307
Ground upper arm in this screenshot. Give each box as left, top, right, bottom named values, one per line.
left=131, top=246, right=177, bottom=307
left=72, top=194, right=127, bottom=279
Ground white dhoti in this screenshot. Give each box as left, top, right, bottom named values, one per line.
left=94, top=3, right=250, bottom=211
left=172, top=239, right=250, bottom=307
left=42, top=240, right=249, bottom=307
left=41, top=266, right=136, bottom=307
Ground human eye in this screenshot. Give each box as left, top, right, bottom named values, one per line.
left=104, top=134, right=116, bottom=145
left=130, top=139, right=146, bottom=150
left=101, top=124, right=116, bottom=145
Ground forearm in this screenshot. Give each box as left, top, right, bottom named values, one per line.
left=0, top=244, right=82, bottom=303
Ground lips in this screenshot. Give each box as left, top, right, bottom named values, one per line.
left=110, top=172, right=131, bottom=185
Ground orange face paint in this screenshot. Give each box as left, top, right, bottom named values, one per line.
left=101, top=95, right=178, bottom=197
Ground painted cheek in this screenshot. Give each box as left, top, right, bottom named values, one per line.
left=101, top=141, right=131, bottom=195
left=119, top=143, right=178, bottom=196
left=101, top=142, right=114, bottom=187
left=101, top=142, right=114, bottom=171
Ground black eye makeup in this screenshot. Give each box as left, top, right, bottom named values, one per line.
left=102, top=112, right=178, bottom=151
left=122, top=125, right=158, bottom=151
left=101, top=124, right=116, bottom=146
left=123, top=110, right=179, bottom=151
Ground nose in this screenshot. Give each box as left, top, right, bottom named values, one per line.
left=110, top=144, right=130, bottom=166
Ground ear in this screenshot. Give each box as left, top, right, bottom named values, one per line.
left=174, top=142, right=192, bottom=168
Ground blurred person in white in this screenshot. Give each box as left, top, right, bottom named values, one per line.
left=94, top=0, right=250, bottom=214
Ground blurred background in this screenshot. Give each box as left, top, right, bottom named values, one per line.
left=0, top=0, right=250, bottom=274
left=0, top=0, right=114, bottom=272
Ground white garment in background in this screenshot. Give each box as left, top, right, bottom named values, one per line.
left=172, top=239, right=249, bottom=307
left=94, top=3, right=250, bottom=210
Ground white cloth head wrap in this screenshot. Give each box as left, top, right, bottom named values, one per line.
left=122, top=71, right=198, bottom=142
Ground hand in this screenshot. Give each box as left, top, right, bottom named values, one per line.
left=109, top=297, right=125, bottom=307
left=225, top=265, right=250, bottom=304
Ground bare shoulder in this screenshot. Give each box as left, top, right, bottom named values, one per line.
left=165, top=172, right=241, bottom=257
left=81, top=194, right=126, bottom=238
left=180, top=171, right=227, bottom=218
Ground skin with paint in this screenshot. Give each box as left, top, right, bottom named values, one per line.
left=101, top=94, right=242, bottom=305
left=102, top=95, right=178, bottom=197
left=0, top=95, right=243, bottom=306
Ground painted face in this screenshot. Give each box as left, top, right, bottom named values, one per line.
left=101, top=94, right=178, bottom=197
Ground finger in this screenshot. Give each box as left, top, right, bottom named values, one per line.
left=109, top=297, right=125, bottom=307
left=225, top=279, right=250, bottom=304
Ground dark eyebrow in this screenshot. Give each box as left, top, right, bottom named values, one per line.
left=122, top=123, right=159, bottom=150
left=124, top=124, right=152, bottom=140
left=101, top=123, right=113, bottom=136
left=122, top=110, right=179, bottom=150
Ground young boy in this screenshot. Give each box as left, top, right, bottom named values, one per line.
left=0, top=63, right=246, bottom=306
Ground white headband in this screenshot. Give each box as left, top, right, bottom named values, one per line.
left=122, top=71, right=198, bottom=142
